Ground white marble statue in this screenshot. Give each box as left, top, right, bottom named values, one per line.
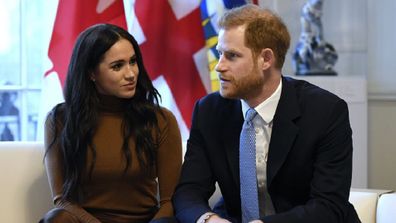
left=293, top=0, right=338, bottom=75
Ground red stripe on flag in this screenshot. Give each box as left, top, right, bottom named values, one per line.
left=135, top=0, right=206, bottom=127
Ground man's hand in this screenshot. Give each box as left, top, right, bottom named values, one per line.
left=206, top=214, right=231, bottom=223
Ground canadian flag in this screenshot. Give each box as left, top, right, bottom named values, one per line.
left=38, top=0, right=211, bottom=141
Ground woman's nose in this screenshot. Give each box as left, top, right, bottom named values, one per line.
left=125, top=66, right=136, bottom=81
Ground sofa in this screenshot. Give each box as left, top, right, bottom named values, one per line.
left=1, top=142, right=395, bottom=223
left=0, top=142, right=52, bottom=223
left=349, top=189, right=395, bottom=223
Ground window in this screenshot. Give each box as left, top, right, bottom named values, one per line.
left=0, top=0, right=57, bottom=141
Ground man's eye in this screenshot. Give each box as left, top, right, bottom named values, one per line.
left=226, top=52, right=238, bottom=60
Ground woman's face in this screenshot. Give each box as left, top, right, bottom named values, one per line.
left=92, top=38, right=139, bottom=99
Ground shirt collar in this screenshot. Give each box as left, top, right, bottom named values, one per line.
left=241, top=79, right=282, bottom=124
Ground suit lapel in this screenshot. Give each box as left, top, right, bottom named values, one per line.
left=267, top=77, right=301, bottom=187
left=221, top=99, right=244, bottom=186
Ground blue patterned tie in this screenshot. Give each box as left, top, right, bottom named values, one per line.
left=240, top=108, right=259, bottom=222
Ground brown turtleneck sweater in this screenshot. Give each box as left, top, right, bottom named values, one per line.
left=44, top=95, right=182, bottom=223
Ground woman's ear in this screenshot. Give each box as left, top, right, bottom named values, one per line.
left=260, top=48, right=274, bottom=70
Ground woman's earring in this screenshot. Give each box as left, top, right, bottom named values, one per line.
left=90, top=74, right=96, bottom=82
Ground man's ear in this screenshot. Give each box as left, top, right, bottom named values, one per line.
left=260, top=48, right=274, bottom=70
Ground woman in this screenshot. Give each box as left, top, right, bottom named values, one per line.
left=40, top=24, right=182, bottom=223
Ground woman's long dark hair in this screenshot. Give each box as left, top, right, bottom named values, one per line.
left=47, top=24, right=161, bottom=201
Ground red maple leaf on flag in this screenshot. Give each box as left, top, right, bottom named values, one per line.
left=134, top=0, right=207, bottom=128
left=45, top=0, right=127, bottom=86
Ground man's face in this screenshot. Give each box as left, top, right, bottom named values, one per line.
left=215, top=26, right=264, bottom=101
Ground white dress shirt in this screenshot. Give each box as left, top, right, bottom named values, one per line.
left=241, top=79, right=282, bottom=217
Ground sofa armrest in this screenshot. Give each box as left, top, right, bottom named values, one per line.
left=376, top=193, right=396, bottom=223
left=0, top=142, right=52, bottom=223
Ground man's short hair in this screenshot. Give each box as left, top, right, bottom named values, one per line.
left=218, top=4, right=291, bottom=69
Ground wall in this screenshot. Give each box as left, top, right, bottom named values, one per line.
left=367, top=0, right=396, bottom=98
left=367, top=0, right=396, bottom=191
left=368, top=101, right=396, bottom=191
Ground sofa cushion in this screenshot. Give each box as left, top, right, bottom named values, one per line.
left=349, top=189, right=393, bottom=223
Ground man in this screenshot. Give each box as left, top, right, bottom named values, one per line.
left=172, top=4, right=360, bottom=223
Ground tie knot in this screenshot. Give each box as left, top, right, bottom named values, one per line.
left=245, top=108, right=257, bottom=122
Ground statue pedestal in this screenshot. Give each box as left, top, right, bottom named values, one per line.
left=296, top=70, right=337, bottom=76
left=292, top=75, right=368, bottom=188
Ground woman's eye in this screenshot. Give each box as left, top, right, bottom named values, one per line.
left=112, top=63, right=122, bottom=71
left=130, top=58, right=137, bottom=65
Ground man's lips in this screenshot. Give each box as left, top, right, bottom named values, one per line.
left=219, top=76, right=230, bottom=82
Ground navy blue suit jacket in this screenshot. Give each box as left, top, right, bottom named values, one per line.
left=173, top=76, right=360, bottom=223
